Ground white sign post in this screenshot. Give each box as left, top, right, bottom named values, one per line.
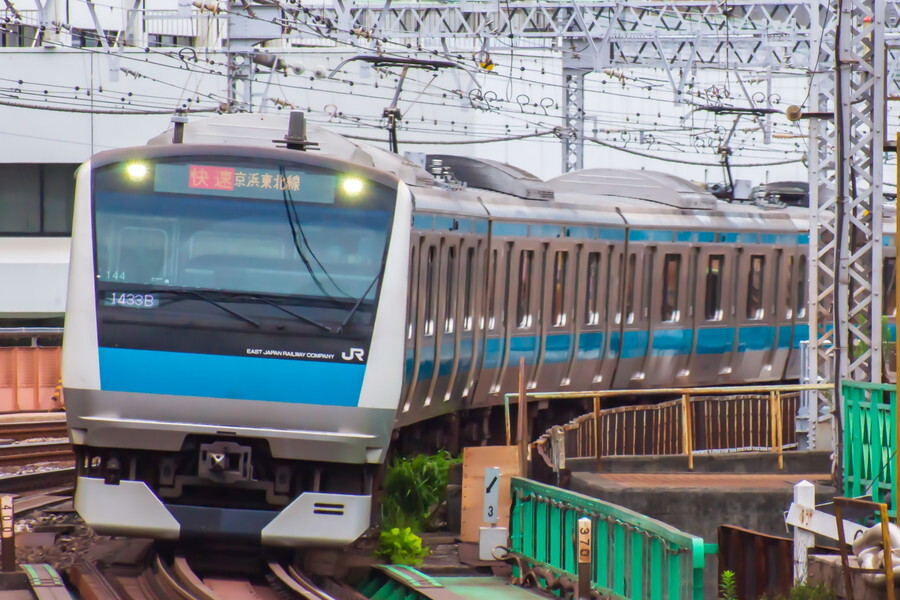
left=479, top=466, right=506, bottom=560
left=483, top=467, right=501, bottom=524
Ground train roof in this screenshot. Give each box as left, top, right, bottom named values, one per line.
left=143, top=113, right=851, bottom=235
left=547, top=169, right=716, bottom=210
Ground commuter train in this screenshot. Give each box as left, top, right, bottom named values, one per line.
left=62, top=112, right=897, bottom=546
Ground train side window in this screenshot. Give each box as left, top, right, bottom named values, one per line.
left=747, top=255, right=765, bottom=320
left=662, top=254, right=681, bottom=322
left=444, top=246, right=457, bottom=333
left=785, top=256, right=794, bottom=319
left=517, top=250, right=534, bottom=328
left=585, top=252, right=601, bottom=325
left=552, top=251, right=568, bottom=326
left=705, top=255, right=724, bottom=321
left=424, top=245, right=436, bottom=336
left=406, top=246, right=416, bottom=339
left=463, top=247, right=475, bottom=331
left=796, top=256, right=807, bottom=318
left=621, top=253, right=636, bottom=324
left=487, top=249, right=498, bottom=330
left=885, top=258, right=897, bottom=317
left=642, top=251, right=654, bottom=320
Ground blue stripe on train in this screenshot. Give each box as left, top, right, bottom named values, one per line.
left=98, top=347, right=365, bottom=405
left=406, top=325, right=811, bottom=377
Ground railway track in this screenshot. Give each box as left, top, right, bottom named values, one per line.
left=0, top=466, right=76, bottom=494
left=69, top=552, right=345, bottom=600
left=0, top=440, right=72, bottom=466
left=0, top=419, right=68, bottom=442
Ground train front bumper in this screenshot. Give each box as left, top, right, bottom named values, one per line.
left=74, top=476, right=372, bottom=546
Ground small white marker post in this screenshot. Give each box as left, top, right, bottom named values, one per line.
left=577, top=517, right=592, bottom=600
left=1, top=495, right=14, bottom=572
left=479, top=467, right=506, bottom=560
left=793, top=480, right=815, bottom=585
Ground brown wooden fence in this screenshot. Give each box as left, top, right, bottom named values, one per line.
left=0, top=347, right=62, bottom=412
left=528, top=384, right=832, bottom=471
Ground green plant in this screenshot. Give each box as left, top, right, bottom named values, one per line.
left=376, top=527, right=430, bottom=566
left=719, top=570, right=738, bottom=600
left=380, top=450, right=460, bottom=531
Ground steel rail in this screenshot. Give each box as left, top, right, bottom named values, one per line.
left=0, top=467, right=75, bottom=494
left=0, top=441, right=72, bottom=466
left=0, top=420, right=68, bottom=442
left=172, top=556, right=220, bottom=600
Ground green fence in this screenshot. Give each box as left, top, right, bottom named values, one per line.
left=509, top=477, right=707, bottom=600
left=842, top=381, right=897, bottom=509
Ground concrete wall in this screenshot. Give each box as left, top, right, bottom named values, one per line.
left=0, top=238, right=69, bottom=317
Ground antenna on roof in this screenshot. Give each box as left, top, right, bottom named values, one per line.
left=274, top=111, right=319, bottom=151
left=171, top=113, right=188, bottom=144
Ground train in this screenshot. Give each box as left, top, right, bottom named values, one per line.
left=61, top=111, right=896, bottom=546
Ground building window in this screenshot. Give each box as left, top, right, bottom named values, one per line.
left=705, top=255, right=725, bottom=321
left=72, top=28, right=122, bottom=48
left=747, top=255, right=765, bottom=320
left=0, top=164, right=77, bottom=235
left=147, top=34, right=197, bottom=47
left=662, top=254, right=681, bottom=322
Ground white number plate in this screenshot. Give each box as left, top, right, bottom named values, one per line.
left=104, top=292, right=157, bottom=309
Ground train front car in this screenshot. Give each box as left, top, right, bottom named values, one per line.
left=62, top=145, right=410, bottom=546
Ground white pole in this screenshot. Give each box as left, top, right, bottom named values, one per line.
left=793, top=480, right=816, bottom=584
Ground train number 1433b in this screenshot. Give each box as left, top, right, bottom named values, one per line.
left=104, top=292, right=156, bottom=309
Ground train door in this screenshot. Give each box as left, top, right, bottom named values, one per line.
left=427, top=237, right=464, bottom=412
left=884, top=252, right=896, bottom=383
left=643, top=247, right=692, bottom=387
left=448, top=238, right=482, bottom=404
left=782, top=253, right=808, bottom=380
left=534, top=242, right=576, bottom=391
left=686, top=248, right=735, bottom=385
left=595, top=245, right=623, bottom=388
left=568, top=245, right=605, bottom=390
left=768, top=249, right=794, bottom=380
left=494, top=239, right=544, bottom=395
left=611, top=246, right=650, bottom=388
left=404, top=234, right=442, bottom=419
left=730, top=246, right=777, bottom=382
left=470, top=243, right=507, bottom=407
left=396, top=241, right=421, bottom=427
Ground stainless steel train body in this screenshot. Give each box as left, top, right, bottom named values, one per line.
left=62, top=113, right=897, bottom=545
left=63, top=134, right=413, bottom=546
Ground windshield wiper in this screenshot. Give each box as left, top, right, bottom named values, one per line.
left=155, top=289, right=261, bottom=328
left=336, top=271, right=383, bottom=334
left=245, top=295, right=332, bottom=333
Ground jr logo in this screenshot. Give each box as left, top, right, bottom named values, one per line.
left=342, top=348, right=365, bottom=362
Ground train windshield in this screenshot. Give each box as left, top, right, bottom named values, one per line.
left=92, top=157, right=396, bottom=302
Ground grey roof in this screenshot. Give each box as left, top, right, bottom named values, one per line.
left=547, top=169, right=717, bottom=210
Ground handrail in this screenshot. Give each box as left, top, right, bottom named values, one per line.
left=509, top=477, right=708, bottom=600
left=525, top=383, right=834, bottom=472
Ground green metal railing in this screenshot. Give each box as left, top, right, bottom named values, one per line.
left=509, top=477, right=708, bottom=600
left=842, top=381, right=897, bottom=510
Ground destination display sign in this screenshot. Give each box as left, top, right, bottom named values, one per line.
left=153, top=163, right=337, bottom=202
